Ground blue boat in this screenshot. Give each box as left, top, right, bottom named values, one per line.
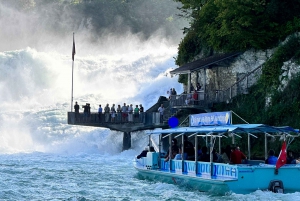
left=133, top=111, right=300, bottom=194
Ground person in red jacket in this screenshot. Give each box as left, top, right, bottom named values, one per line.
left=192, top=90, right=198, bottom=105
left=230, top=146, right=247, bottom=164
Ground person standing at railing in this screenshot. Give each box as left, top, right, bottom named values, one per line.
left=128, top=104, right=133, bottom=122
left=117, top=105, right=121, bottom=122
left=185, top=93, right=192, bottom=105
left=104, top=104, right=110, bottom=122
left=121, top=103, right=127, bottom=122
left=196, top=83, right=201, bottom=91
left=134, top=105, right=139, bottom=122
left=158, top=104, right=165, bottom=123
left=192, top=90, right=198, bottom=105
left=98, top=104, right=102, bottom=123
left=111, top=104, right=116, bottom=122
left=83, top=103, right=89, bottom=122
left=171, top=88, right=177, bottom=96
left=139, top=104, right=144, bottom=123
left=74, top=101, right=80, bottom=122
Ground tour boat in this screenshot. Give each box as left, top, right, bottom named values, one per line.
left=133, top=111, right=300, bottom=194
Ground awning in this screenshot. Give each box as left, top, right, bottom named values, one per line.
left=170, top=52, right=241, bottom=75
left=146, top=124, right=299, bottom=136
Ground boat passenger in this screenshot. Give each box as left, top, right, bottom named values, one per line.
left=149, top=146, right=155, bottom=152
left=212, top=148, right=219, bottom=162
left=230, top=146, right=247, bottom=164
left=165, top=138, right=179, bottom=161
left=220, top=147, right=230, bottom=163
left=287, top=151, right=296, bottom=164
left=265, top=149, right=278, bottom=165
left=181, top=135, right=195, bottom=160
left=136, top=147, right=148, bottom=159
left=198, top=146, right=210, bottom=162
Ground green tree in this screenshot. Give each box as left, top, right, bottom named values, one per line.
left=175, top=0, right=300, bottom=64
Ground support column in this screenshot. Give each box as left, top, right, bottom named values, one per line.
left=203, top=68, right=207, bottom=93
left=122, top=132, right=131, bottom=151
left=187, top=72, right=191, bottom=93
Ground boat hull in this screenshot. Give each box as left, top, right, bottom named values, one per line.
left=134, top=155, right=300, bottom=194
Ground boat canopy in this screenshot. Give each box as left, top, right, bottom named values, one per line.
left=146, top=124, right=299, bottom=136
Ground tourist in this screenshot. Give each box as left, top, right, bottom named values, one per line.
left=74, top=101, right=80, bottom=122
left=134, top=105, right=139, bottom=122
left=192, top=90, right=198, bottom=105
left=165, top=138, right=179, bottom=161
left=149, top=146, right=155, bottom=152
left=87, top=103, right=91, bottom=121
left=98, top=104, right=102, bottom=122
left=220, top=147, right=230, bottom=163
left=265, top=149, right=278, bottom=165
left=83, top=103, right=89, bottom=122
left=198, top=146, right=210, bottom=162
left=230, top=146, right=247, bottom=164
left=158, top=104, right=164, bottom=123
left=104, top=104, right=110, bottom=122
left=136, top=147, right=149, bottom=159
left=117, top=104, right=121, bottom=122
left=171, top=88, right=177, bottom=96
left=121, top=103, right=127, bottom=122
left=111, top=104, right=116, bottom=122
left=196, top=83, right=201, bottom=91
left=185, top=93, right=192, bottom=105
left=128, top=104, right=133, bottom=122
left=181, top=135, right=195, bottom=160
left=287, top=151, right=296, bottom=164
left=139, top=104, right=144, bottom=123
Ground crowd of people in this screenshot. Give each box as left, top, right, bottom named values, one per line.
left=162, top=137, right=250, bottom=164
left=74, top=101, right=144, bottom=123
left=135, top=135, right=300, bottom=167
left=167, top=83, right=202, bottom=106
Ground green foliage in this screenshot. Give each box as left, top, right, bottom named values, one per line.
left=260, top=34, right=300, bottom=90
left=178, top=74, right=188, bottom=85
left=175, top=30, right=211, bottom=66
left=175, top=0, right=300, bottom=63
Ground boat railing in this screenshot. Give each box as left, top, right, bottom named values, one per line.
left=158, top=159, right=238, bottom=179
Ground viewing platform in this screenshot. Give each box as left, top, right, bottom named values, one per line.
left=67, top=95, right=209, bottom=150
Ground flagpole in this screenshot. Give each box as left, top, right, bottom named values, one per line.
left=71, top=32, right=75, bottom=112
left=71, top=57, right=74, bottom=112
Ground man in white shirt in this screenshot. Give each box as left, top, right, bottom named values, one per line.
left=158, top=104, right=164, bottom=123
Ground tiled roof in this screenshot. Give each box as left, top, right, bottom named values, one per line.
left=170, top=52, right=241, bottom=74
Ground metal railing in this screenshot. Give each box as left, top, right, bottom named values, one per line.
left=169, top=65, right=263, bottom=108
left=212, top=65, right=263, bottom=103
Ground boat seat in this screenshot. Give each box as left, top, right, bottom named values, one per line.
left=146, top=152, right=159, bottom=169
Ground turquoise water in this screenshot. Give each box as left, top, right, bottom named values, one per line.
left=1, top=152, right=299, bottom=201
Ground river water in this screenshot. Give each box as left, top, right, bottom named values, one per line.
left=1, top=151, right=299, bottom=200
